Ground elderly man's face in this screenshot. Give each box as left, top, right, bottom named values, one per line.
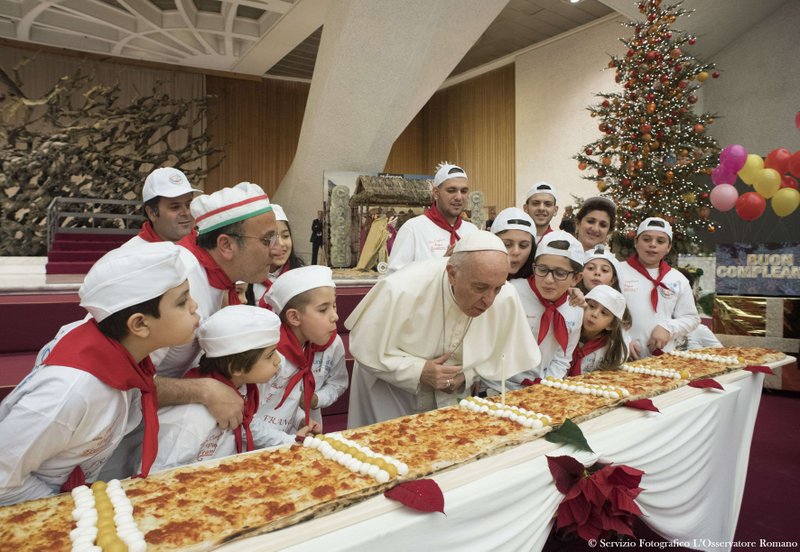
left=229, top=210, right=277, bottom=283
left=446, top=250, right=509, bottom=317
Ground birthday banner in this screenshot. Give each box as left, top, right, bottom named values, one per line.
left=715, top=243, right=800, bottom=296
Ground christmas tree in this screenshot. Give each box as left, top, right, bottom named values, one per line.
left=575, top=0, right=719, bottom=254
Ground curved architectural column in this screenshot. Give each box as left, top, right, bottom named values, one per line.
left=274, top=0, right=508, bottom=260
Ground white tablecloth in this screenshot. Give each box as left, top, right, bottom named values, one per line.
left=220, top=366, right=782, bottom=552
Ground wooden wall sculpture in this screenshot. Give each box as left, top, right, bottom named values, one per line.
left=0, top=61, right=220, bottom=256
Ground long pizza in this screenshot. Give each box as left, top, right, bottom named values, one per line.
left=0, top=346, right=788, bottom=551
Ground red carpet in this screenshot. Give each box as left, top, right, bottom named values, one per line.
left=542, top=390, right=800, bottom=551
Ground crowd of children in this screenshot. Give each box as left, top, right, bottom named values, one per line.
left=0, top=167, right=715, bottom=506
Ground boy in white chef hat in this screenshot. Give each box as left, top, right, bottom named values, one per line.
left=0, top=242, right=199, bottom=506
left=569, top=285, right=630, bottom=376
left=262, top=265, right=348, bottom=433
left=619, top=217, right=699, bottom=358
left=148, top=305, right=318, bottom=471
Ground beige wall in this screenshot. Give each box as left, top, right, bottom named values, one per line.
left=386, top=65, right=516, bottom=213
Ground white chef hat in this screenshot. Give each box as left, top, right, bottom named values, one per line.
left=585, top=285, right=627, bottom=320
left=433, top=162, right=468, bottom=188
left=637, top=217, right=673, bottom=240
left=142, top=167, right=202, bottom=203
left=191, top=182, right=272, bottom=235
left=265, top=265, right=336, bottom=314
left=535, top=230, right=584, bottom=266
left=584, top=244, right=623, bottom=281
left=80, top=242, right=189, bottom=322
left=271, top=204, right=288, bottom=223
left=452, top=230, right=508, bottom=254
left=490, top=207, right=536, bottom=237
left=525, top=181, right=558, bottom=203
left=197, top=305, right=281, bottom=358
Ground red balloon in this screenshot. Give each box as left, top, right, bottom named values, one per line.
left=765, top=148, right=792, bottom=175
left=735, top=192, right=766, bottom=221
left=781, top=174, right=799, bottom=190
left=789, top=151, right=800, bottom=177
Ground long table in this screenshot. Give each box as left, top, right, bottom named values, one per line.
left=219, top=364, right=789, bottom=552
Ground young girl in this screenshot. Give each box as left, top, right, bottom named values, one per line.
left=252, top=204, right=305, bottom=307
left=620, top=217, right=699, bottom=358
left=150, top=305, right=319, bottom=472
left=580, top=244, right=624, bottom=293
left=569, top=285, right=629, bottom=375
left=490, top=207, right=536, bottom=279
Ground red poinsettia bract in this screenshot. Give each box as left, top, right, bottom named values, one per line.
left=547, top=455, right=644, bottom=542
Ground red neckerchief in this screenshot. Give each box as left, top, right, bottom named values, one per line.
left=423, top=203, right=462, bottom=246
left=626, top=254, right=671, bottom=311
left=535, top=226, right=553, bottom=245
left=178, top=234, right=241, bottom=306
left=276, top=325, right=335, bottom=426
left=137, top=221, right=163, bottom=243
left=527, top=276, right=569, bottom=353
left=568, top=335, right=607, bottom=376
left=43, top=319, right=159, bottom=488
left=185, top=368, right=258, bottom=453
left=257, top=264, right=291, bottom=309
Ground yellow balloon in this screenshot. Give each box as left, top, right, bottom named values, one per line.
left=738, top=154, right=764, bottom=185
left=753, top=168, right=781, bottom=198
left=771, top=187, right=800, bottom=217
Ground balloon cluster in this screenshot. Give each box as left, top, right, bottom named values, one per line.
left=709, top=144, right=800, bottom=220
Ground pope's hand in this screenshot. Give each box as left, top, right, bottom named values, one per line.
left=421, top=352, right=464, bottom=393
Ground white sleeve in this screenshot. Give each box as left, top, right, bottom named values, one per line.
left=314, top=340, right=349, bottom=409
left=249, top=419, right=296, bottom=448
left=149, top=406, right=215, bottom=473
left=660, top=277, right=700, bottom=340
left=386, top=223, right=417, bottom=274
left=542, top=323, right=581, bottom=380
left=0, top=401, right=80, bottom=505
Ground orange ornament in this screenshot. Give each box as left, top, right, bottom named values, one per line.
left=693, top=124, right=705, bottom=133
left=578, top=161, right=587, bottom=170
left=647, top=103, right=656, bottom=114
left=601, top=157, right=612, bottom=166
left=707, top=224, right=716, bottom=233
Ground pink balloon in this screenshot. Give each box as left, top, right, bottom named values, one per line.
left=719, top=144, right=748, bottom=173
left=711, top=165, right=736, bottom=186
left=710, top=183, right=739, bottom=212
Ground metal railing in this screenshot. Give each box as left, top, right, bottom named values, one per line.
left=46, top=197, right=145, bottom=251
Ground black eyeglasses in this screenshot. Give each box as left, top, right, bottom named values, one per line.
left=533, top=265, right=575, bottom=281
left=226, top=233, right=278, bottom=247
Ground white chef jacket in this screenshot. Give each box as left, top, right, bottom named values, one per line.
left=345, top=257, right=541, bottom=428
left=308, top=336, right=348, bottom=429
left=0, top=320, right=142, bottom=505
left=386, top=215, right=478, bottom=274
left=619, top=262, right=700, bottom=358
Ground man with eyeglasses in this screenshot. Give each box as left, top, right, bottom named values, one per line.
left=98, top=182, right=278, bottom=479
left=386, top=162, right=478, bottom=274
left=346, top=231, right=540, bottom=428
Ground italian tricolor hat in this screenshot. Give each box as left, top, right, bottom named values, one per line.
left=191, top=182, right=273, bottom=235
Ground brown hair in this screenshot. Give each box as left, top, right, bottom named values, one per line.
left=197, top=347, right=267, bottom=380
left=96, top=295, right=162, bottom=342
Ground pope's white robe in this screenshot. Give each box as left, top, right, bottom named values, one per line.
left=386, top=215, right=478, bottom=274
left=345, top=257, right=541, bottom=428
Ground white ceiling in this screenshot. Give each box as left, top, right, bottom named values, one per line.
left=0, top=0, right=788, bottom=79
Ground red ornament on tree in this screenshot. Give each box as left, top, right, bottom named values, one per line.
left=712, top=71, right=720, bottom=78
left=688, top=36, right=696, bottom=45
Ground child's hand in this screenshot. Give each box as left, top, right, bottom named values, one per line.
left=567, top=287, right=586, bottom=308
left=647, top=325, right=671, bottom=351
left=296, top=421, right=322, bottom=440
left=629, top=340, right=642, bottom=360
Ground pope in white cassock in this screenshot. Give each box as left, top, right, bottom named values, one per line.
left=346, top=231, right=542, bottom=428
